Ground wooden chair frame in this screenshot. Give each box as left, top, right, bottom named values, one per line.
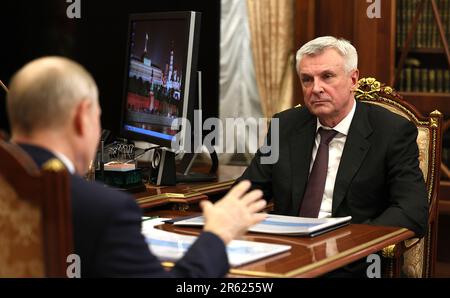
left=0, top=140, right=73, bottom=277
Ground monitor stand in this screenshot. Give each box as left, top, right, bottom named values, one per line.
left=150, top=148, right=218, bottom=185
left=149, top=70, right=218, bottom=185
left=174, top=70, right=218, bottom=183
left=176, top=151, right=218, bottom=183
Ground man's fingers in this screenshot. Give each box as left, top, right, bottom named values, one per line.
left=250, top=212, right=268, bottom=226
left=223, top=180, right=251, bottom=201
left=241, top=189, right=264, bottom=206
left=200, top=200, right=213, bottom=213
left=247, top=199, right=267, bottom=214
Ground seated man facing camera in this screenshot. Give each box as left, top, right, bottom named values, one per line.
left=238, top=36, right=428, bottom=237
left=7, top=56, right=267, bottom=277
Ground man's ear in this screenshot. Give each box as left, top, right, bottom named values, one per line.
left=350, top=69, right=360, bottom=91
left=73, top=100, right=91, bottom=137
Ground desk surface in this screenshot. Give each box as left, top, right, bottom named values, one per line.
left=135, top=165, right=246, bottom=209
left=149, top=210, right=414, bottom=278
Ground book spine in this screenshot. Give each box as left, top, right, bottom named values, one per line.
left=436, top=69, right=443, bottom=93
left=413, top=68, right=421, bottom=92
left=444, top=70, right=450, bottom=93
left=398, top=68, right=405, bottom=91
left=402, top=0, right=407, bottom=47
left=405, top=67, right=412, bottom=92
left=429, top=69, right=436, bottom=92
left=445, top=0, right=450, bottom=47
left=429, top=1, right=434, bottom=48
left=431, top=1, right=438, bottom=48
left=421, top=68, right=428, bottom=92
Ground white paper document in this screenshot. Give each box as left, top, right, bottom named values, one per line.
left=141, top=222, right=291, bottom=267
left=173, top=214, right=352, bottom=236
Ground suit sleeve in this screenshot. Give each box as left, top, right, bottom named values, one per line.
left=236, top=113, right=279, bottom=201
left=367, top=120, right=428, bottom=237
left=94, top=197, right=229, bottom=277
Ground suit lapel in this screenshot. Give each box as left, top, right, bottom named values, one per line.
left=290, top=114, right=316, bottom=214
left=332, top=103, right=373, bottom=214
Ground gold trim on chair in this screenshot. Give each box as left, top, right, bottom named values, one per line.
left=381, top=245, right=396, bottom=258
left=356, top=78, right=428, bottom=126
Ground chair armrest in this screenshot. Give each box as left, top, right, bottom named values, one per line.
left=381, top=237, right=424, bottom=277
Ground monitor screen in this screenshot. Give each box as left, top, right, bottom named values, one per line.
left=120, top=11, right=201, bottom=149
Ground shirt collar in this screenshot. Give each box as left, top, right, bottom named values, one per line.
left=316, top=99, right=356, bottom=136
left=52, top=151, right=76, bottom=174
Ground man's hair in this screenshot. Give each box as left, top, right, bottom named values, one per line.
left=7, top=56, right=98, bottom=135
left=296, top=36, right=358, bottom=73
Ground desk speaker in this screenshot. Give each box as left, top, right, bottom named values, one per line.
left=150, top=148, right=176, bottom=186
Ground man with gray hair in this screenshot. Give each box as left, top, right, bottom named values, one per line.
left=7, top=56, right=267, bottom=277
left=239, top=36, right=427, bottom=243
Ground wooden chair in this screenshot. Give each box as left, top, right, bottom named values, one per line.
left=355, top=77, right=443, bottom=278
left=0, top=140, right=73, bottom=277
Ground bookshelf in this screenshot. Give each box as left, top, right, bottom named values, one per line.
left=390, top=0, right=450, bottom=183
left=394, top=0, right=450, bottom=109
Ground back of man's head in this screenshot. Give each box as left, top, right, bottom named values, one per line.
left=7, top=56, right=98, bottom=136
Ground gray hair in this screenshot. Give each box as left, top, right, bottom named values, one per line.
left=296, top=36, right=358, bottom=73
left=7, top=56, right=98, bottom=135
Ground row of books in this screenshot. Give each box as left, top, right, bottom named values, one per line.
left=396, top=0, right=450, bottom=49
left=396, top=67, right=450, bottom=93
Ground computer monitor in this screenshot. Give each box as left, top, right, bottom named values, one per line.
left=120, top=11, right=215, bottom=185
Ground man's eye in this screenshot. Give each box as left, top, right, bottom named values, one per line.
left=301, top=77, right=312, bottom=83
left=323, top=73, right=334, bottom=79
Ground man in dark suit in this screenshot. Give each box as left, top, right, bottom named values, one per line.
left=7, top=56, right=267, bottom=277
left=239, top=36, right=428, bottom=238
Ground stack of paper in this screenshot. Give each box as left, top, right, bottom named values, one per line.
left=173, top=214, right=352, bottom=236
left=141, top=218, right=291, bottom=267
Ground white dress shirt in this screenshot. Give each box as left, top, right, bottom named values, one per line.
left=309, top=100, right=357, bottom=218
left=52, top=151, right=76, bottom=174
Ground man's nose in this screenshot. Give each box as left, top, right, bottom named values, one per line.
left=312, top=79, right=324, bottom=94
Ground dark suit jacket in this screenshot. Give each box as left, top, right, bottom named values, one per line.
left=238, top=102, right=428, bottom=237
left=20, top=144, right=229, bottom=277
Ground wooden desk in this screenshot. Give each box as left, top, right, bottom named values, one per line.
left=134, top=165, right=246, bottom=210
left=149, top=210, right=414, bottom=278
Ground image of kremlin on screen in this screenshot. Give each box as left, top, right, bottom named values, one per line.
left=125, top=19, right=188, bottom=137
